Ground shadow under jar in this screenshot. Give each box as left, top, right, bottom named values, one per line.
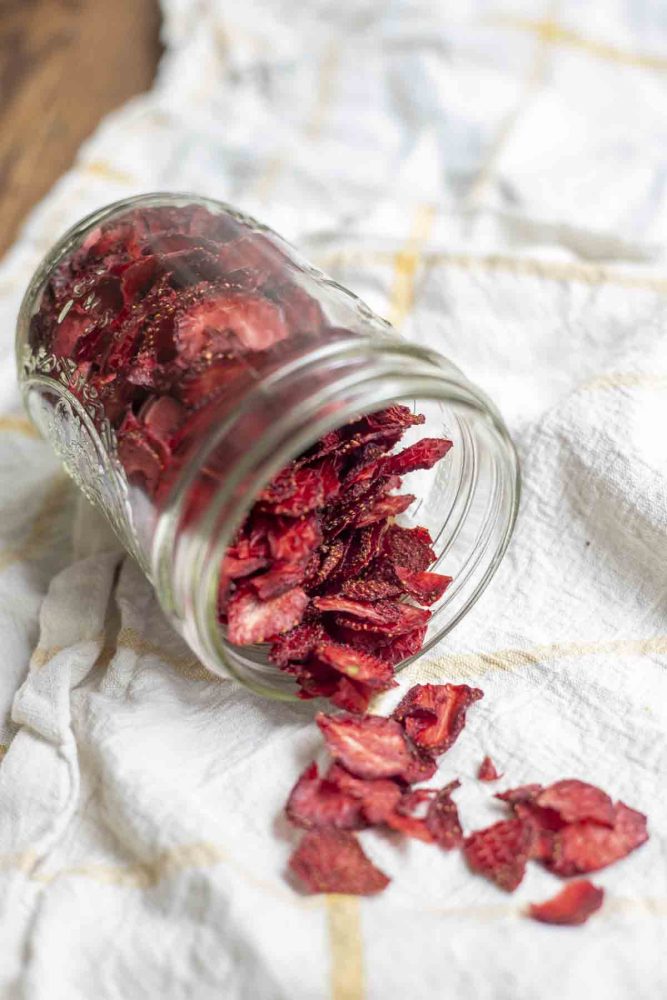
left=16, top=193, right=520, bottom=703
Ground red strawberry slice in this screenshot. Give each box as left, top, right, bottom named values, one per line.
left=528, top=880, right=604, bottom=926
left=227, top=585, right=308, bottom=645
left=289, top=829, right=390, bottom=895
left=464, top=818, right=533, bottom=891
left=393, top=683, right=483, bottom=755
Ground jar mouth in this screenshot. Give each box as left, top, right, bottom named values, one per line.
left=161, top=336, right=520, bottom=700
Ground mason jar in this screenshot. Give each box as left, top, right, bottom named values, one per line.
left=15, top=193, right=520, bottom=700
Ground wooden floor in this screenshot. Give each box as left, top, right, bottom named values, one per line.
left=0, top=0, right=162, bottom=255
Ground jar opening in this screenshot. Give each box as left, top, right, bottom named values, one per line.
left=165, top=341, right=520, bottom=700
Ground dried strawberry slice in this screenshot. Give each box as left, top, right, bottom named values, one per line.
left=316, top=712, right=434, bottom=782
left=175, top=291, right=289, bottom=362
left=536, top=780, right=615, bottom=827
left=315, top=641, right=396, bottom=689
left=286, top=763, right=364, bottom=830
left=464, top=818, right=533, bottom=891
left=116, top=412, right=165, bottom=493
left=363, top=405, right=425, bottom=431
left=339, top=575, right=404, bottom=602
left=250, top=561, right=310, bottom=600
left=289, top=829, right=390, bottom=895
left=261, top=459, right=340, bottom=516
left=528, top=880, right=604, bottom=926
left=267, top=281, right=325, bottom=334
left=139, top=395, right=186, bottom=446
left=382, top=524, right=436, bottom=573
left=426, top=780, right=463, bottom=849
left=329, top=677, right=374, bottom=714
left=293, top=662, right=341, bottom=702
left=326, top=765, right=403, bottom=825
left=393, top=566, right=452, bottom=605
left=381, top=437, right=453, bottom=476
left=315, top=596, right=431, bottom=636
left=331, top=523, right=387, bottom=581
left=268, top=514, right=322, bottom=563
left=305, top=537, right=348, bottom=590
left=269, top=623, right=326, bottom=666
left=386, top=790, right=436, bottom=843
left=354, top=493, right=416, bottom=528
left=496, top=784, right=543, bottom=806
left=379, top=626, right=429, bottom=666
left=227, top=585, right=308, bottom=644
left=392, top=683, right=483, bottom=755
left=478, top=756, right=502, bottom=782
left=221, top=552, right=270, bottom=580
left=510, top=801, right=564, bottom=862
left=546, top=801, right=648, bottom=876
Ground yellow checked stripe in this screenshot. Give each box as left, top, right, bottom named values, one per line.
left=0, top=415, right=38, bottom=437
left=413, top=635, right=667, bottom=682
left=317, top=246, right=667, bottom=294
left=498, top=15, right=667, bottom=73
left=386, top=204, right=436, bottom=327
left=327, top=896, right=365, bottom=1000
left=0, top=476, right=72, bottom=572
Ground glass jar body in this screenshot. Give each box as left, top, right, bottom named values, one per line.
left=16, top=193, right=520, bottom=699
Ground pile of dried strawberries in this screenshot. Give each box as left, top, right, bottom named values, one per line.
left=284, top=682, right=648, bottom=925
left=223, top=408, right=453, bottom=710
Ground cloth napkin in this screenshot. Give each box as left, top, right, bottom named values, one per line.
left=1, top=1, right=666, bottom=997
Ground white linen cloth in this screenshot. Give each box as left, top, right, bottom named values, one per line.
left=1, top=1, right=666, bottom=997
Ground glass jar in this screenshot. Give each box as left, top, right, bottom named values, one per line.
left=15, top=193, right=519, bottom=700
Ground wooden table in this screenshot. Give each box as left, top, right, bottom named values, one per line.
left=0, top=0, right=162, bottom=256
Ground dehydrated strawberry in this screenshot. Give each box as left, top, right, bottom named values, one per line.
left=536, top=780, right=615, bottom=827
left=528, top=880, right=604, bottom=926
left=464, top=818, right=533, bottom=891
left=314, top=641, right=396, bottom=689
left=175, top=291, right=289, bottom=361
left=385, top=789, right=436, bottom=843
left=269, top=623, right=326, bottom=666
left=316, top=712, right=434, bottom=782
left=426, top=780, right=463, bottom=849
left=261, top=459, right=340, bottom=516
left=267, top=281, right=325, bottom=334
left=496, top=784, right=543, bottom=806
left=478, top=756, right=502, bottom=782
left=285, top=762, right=364, bottom=830
left=289, top=829, right=390, bottom=895
left=293, top=663, right=342, bottom=702
left=393, top=683, right=483, bottom=756
left=545, top=801, right=648, bottom=876
left=227, top=585, right=308, bottom=645
left=331, top=523, right=387, bottom=580
left=382, top=524, right=436, bottom=573
left=315, top=596, right=431, bottom=636
left=378, top=626, right=429, bottom=666
left=326, top=765, right=403, bottom=825
left=329, top=676, right=374, bottom=714
left=393, top=565, right=452, bottom=605
left=139, top=395, right=186, bottom=445
left=268, top=514, right=322, bottom=563
left=339, top=574, right=404, bottom=602
left=381, top=437, right=453, bottom=476
left=250, top=561, right=309, bottom=600
left=305, top=537, right=347, bottom=589
left=353, top=493, right=416, bottom=528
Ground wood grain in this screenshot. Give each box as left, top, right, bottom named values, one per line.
left=0, top=0, right=162, bottom=255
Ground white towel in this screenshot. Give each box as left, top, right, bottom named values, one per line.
left=0, top=2, right=666, bottom=997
